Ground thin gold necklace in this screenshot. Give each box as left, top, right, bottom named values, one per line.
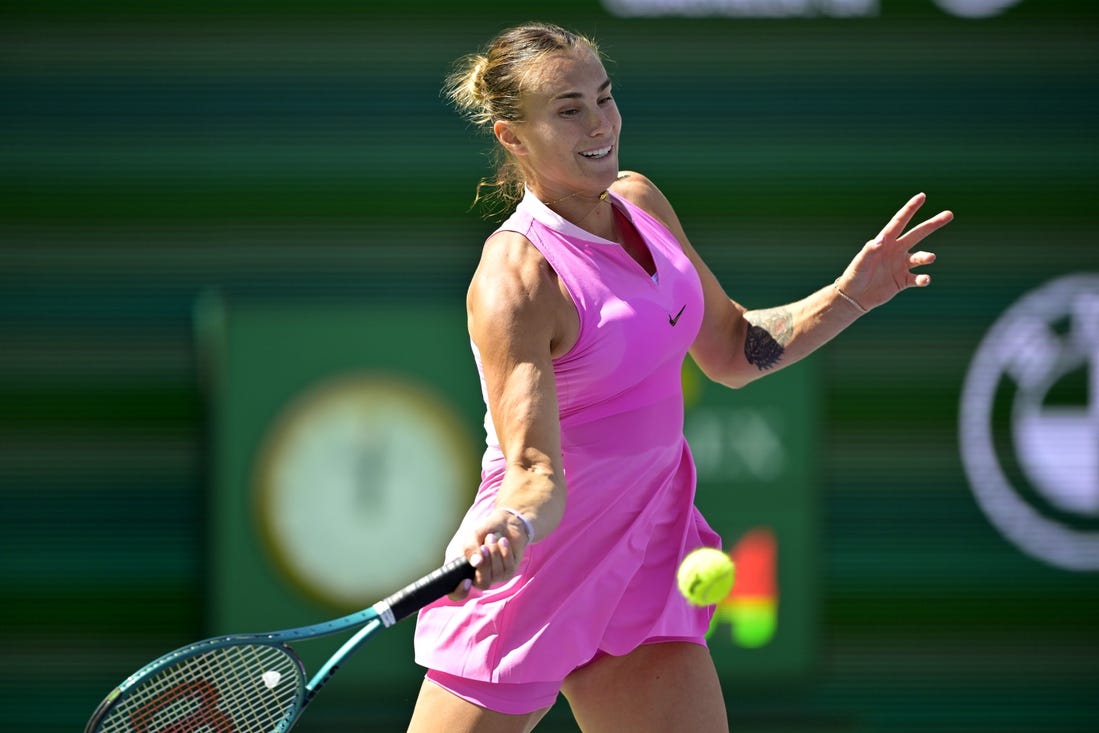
left=542, top=189, right=608, bottom=207
left=543, top=189, right=618, bottom=243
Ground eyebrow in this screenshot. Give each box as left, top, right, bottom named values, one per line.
left=552, top=78, right=612, bottom=101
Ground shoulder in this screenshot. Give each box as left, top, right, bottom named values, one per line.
left=609, top=170, right=660, bottom=199
left=467, top=230, right=559, bottom=326
left=609, top=171, right=682, bottom=233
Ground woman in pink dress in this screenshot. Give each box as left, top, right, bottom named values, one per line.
left=408, top=21, right=953, bottom=733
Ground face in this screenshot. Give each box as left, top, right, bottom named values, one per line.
left=494, top=49, right=621, bottom=201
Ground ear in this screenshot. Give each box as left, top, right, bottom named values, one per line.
left=493, top=120, right=526, bottom=156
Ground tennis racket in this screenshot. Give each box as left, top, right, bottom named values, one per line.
left=85, top=556, right=475, bottom=733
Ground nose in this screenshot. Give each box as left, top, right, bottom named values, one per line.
left=587, top=106, right=612, bottom=137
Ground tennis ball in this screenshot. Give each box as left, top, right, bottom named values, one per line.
left=676, top=547, right=735, bottom=606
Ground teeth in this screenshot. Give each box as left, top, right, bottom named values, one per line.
left=581, top=146, right=612, bottom=159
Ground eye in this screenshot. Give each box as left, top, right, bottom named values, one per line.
left=598, top=95, right=614, bottom=105
left=560, top=107, right=580, bottom=117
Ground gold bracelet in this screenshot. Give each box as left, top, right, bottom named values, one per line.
left=833, top=281, right=868, bottom=314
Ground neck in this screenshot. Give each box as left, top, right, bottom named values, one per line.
left=552, top=195, right=618, bottom=243
left=543, top=188, right=608, bottom=207
left=541, top=188, right=612, bottom=233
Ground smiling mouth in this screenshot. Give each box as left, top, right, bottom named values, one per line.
left=580, top=145, right=614, bottom=160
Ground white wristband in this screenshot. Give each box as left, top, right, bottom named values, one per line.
left=499, top=507, right=535, bottom=544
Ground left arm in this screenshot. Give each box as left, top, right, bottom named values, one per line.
left=612, top=174, right=953, bottom=388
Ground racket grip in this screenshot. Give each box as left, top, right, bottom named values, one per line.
left=375, top=557, right=476, bottom=626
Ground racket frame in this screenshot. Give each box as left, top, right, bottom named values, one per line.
left=85, top=557, right=474, bottom=733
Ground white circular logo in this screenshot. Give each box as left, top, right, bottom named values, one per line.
left=932, top=0, right=1023, bottom=18
left=959, top=274, right=1099, bottom=571
left=254, top=374, right=476, bottom=607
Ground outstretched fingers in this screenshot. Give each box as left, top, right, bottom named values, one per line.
left=876, top=192, right=928, bottom=243
left=898, top=209, right=954, bottom=250
left=878, top=193, right=954, bottom=251
left=845, top=193, right=952, bottom=305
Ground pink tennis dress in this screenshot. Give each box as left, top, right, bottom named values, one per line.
left=413, top=187, right=721, bottom=713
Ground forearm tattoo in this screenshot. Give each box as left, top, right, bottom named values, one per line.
left=744, top=308, right=794, bottom=371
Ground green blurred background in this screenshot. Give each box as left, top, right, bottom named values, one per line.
left=2, top=0, right=1097, bottom=731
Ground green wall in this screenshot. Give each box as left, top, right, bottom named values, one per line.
left=2, top=1, right=1097, bottom=731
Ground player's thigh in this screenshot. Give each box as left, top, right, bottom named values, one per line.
left=561, top=641, right=729, bottom=733
left=406, top=677, right=550, bottom=733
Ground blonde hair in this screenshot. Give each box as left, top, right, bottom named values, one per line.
left=444, top=22, right=601, bottom=217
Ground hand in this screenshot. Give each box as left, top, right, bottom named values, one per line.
left=837, top=193, right=953, bottom=311
left=447, top=508, right=529, bottom=601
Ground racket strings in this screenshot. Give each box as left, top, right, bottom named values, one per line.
left=95, top=643, right=304, bottom=733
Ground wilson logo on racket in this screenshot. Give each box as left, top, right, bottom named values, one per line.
left=128, top=679, right=232, bottom=733
left=84, top=558, right=475, bottom=733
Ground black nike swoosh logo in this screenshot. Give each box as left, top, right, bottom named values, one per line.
left=669, top=304, right=686, bottom=326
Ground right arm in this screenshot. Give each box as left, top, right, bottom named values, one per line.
left=456, top=230, right=572, bottom=594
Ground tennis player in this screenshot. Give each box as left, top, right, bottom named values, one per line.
left=408, top=22, right=953, bottom=733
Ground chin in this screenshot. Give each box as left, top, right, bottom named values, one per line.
left=591, top=159, right=621, bottom=185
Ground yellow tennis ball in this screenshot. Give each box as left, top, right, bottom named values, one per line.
left=677, top=547, right=735, bottom=606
